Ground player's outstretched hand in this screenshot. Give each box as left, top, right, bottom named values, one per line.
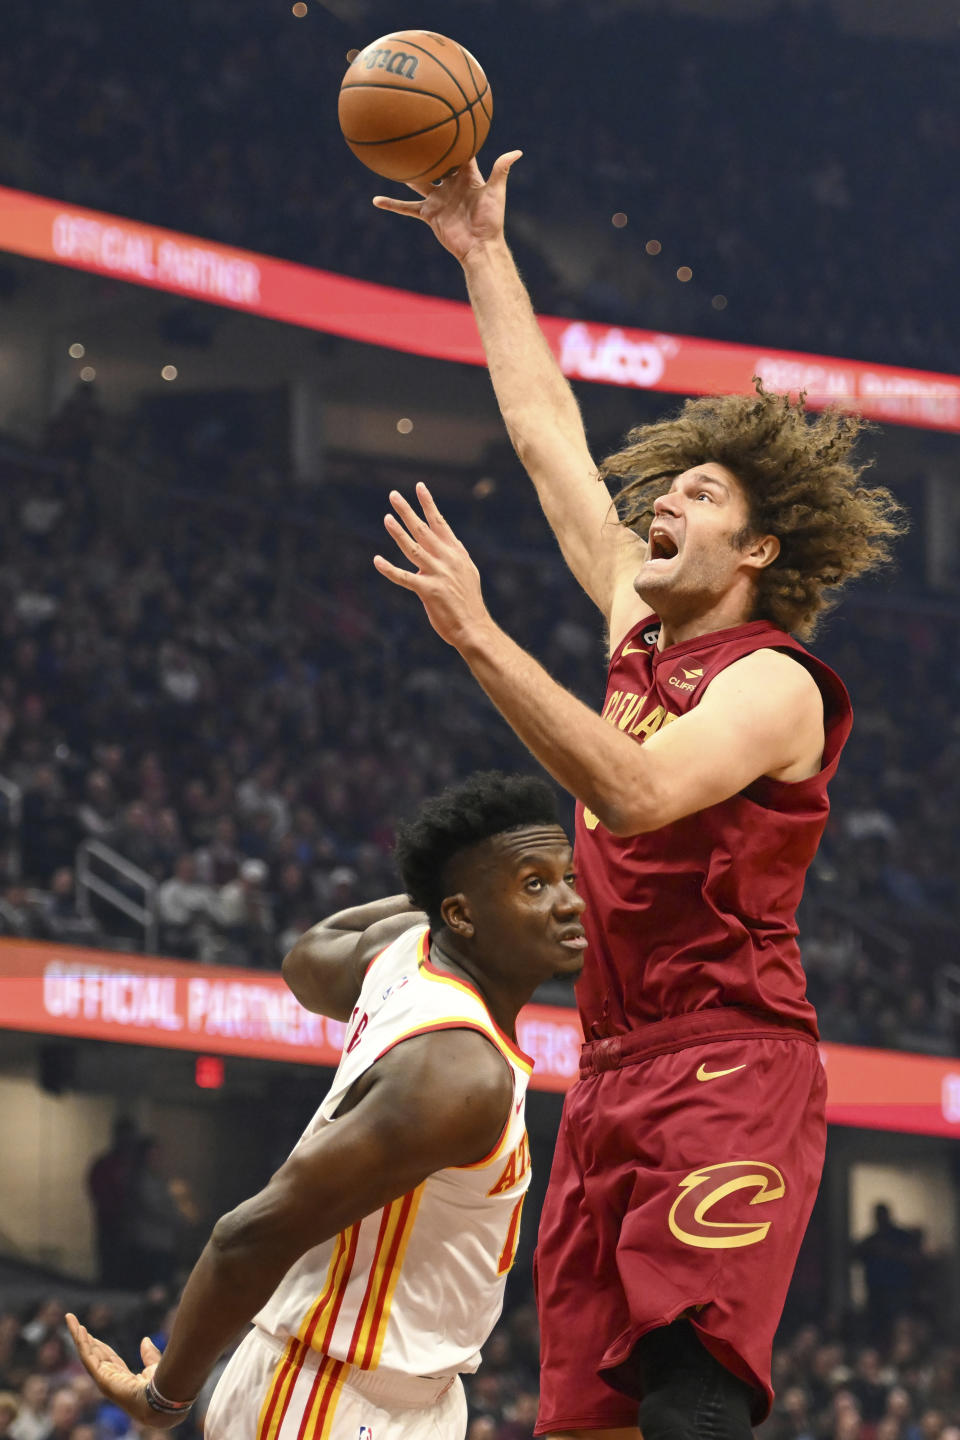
left=374, top=483, right=494, bottom=650
left=66, top=1314, right=182, bottom=1430
left=372, top=150, right=522, bottom=264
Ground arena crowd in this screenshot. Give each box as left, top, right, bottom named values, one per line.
left=1, top=1282, right=959, bottom=1440
left=0, top=0, right=957, bottom=373
left=0, top=399, right=958, bottom=1057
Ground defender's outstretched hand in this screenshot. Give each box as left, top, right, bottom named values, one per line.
left=66, top=1314, right=183, bottom=1429
left=374, top=483, right=494, bottom=650
left=372, top=151, right=522, bottom=263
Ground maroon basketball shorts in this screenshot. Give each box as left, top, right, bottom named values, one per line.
left=534, top=1010, right=827, bottom=1435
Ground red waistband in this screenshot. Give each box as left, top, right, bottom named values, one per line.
left=579, top=1007, right=817, bottom=1076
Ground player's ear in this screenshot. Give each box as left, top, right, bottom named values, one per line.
left=441, top=894, right=474, bottom=939
left=743, top=533, right=780, bottom=571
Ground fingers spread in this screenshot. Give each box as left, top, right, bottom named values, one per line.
left=388, top=489, right=432, bottom=542
left=373, top=555, right=421, bottom=590
left=414, top=482, right=449, bottom=531
left=372, top=197, right=425, bottom=218
left=491, top=150, right=523, bottom=184
left=383, top=513, right=423, bottom=566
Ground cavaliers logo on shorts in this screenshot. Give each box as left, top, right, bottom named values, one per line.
left=668, top=1161, right=785, bottom=1250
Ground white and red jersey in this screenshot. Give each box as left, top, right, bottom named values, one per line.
left=254, top=925, right=534, bottom=1386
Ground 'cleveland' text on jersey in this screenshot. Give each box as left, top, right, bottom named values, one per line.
left=574, top=618, right=852, bottom=1040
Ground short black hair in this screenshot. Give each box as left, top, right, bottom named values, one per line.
left=394, top=771, right=561, bottom=931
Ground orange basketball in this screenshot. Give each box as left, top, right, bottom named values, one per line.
left=338, top=31, right=492, bottom=185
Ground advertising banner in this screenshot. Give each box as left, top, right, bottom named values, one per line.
left=2, top=185, right=959, bottom=433
left=3, top=940, right=959, bottom=1131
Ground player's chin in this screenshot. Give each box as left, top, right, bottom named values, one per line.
left=634, top=562, right=675, bottom=598
left=552, top=945, right=586, bottom=979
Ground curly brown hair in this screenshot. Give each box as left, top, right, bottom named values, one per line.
left=601, top=383, right=908, bottom=639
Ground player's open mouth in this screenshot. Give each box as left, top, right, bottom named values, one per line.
left=557, top=930, right=588, bottom=950
left=648, top=526, right=680, bottom=562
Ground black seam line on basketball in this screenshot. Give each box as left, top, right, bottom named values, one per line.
left=393, top=93, right=486, bottom=178
left=463, top=77, right=491, bottom=126
left=385, top=38, right=472, bottom=108
left=341, top=77, right=488, bottom=110
left=401, top=120, right=462, bottom=180
left=341, top=82, right=456, bottom=111
left=457, top=48, right=478, bottom=153
left=457, top=45, right=484, bottom=106
left=344, top=102, right=476, bottom=148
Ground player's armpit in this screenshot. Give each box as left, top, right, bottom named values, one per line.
left=606, top=524, right=654, bottom=655
left=218, top=1030, right=513, bottom=1267
left=614, top=649, right=825, bottom=833
left=518, top=435, right=650, bottom=624
left=282, top=908, right=425, bottom=1020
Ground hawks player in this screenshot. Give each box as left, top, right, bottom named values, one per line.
left=372, top=158, right=905, bottom=1440
left=67, top=772, right=586, bottom=1440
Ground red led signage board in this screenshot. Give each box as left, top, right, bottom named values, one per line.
left=0, top=185, right=958, bottom=433
left=2, top=940, right=960, bottom=1136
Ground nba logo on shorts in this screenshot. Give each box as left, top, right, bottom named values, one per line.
left=358, top=1427, right=374, bottom=1440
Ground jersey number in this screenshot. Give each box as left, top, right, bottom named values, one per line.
left=346, top=1011, right=369, bottom=1053
left=497, top=1195, right=526, bottom=1276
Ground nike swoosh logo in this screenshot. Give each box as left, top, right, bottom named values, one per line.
left=696, top=1063, right=746, bottom=1082
left=622, top=643, right=646, bottom=656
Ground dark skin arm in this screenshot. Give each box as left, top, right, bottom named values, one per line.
left=67, top=1027, right=512, bottom=1428
left=281, top=895, right=425, bottom=1020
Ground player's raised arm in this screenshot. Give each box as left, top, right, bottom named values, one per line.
left=375, top=485, right=826, bottom=834
left=282, top=894, right=424, bottom=1020
left=374, top=155, right=648, bottom=636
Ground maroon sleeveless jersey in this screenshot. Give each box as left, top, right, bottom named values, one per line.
left=574, top=616, right=852, bottom=1041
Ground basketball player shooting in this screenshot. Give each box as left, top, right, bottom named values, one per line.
left=373, top=157, right=906, bottom=1440
left=67, top=773, right=586, bottom=1440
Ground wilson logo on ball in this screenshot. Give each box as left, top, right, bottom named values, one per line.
left=361, top=47, right=419, bottom=79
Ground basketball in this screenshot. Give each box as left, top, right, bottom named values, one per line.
left=338, top=31, right=492, bottom=185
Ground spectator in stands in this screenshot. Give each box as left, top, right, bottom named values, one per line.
left=855, top=1205, right=925, bottom=1341
left=216, top=856, right=273, bottom=967
left=0, top=1393, right=18, bottom=1440
left=19, top=1304, right=70, bottom=1358
left=851, top=1348, right=890, bottom=1422
left=44, top=1386, right=79, bottom=1440
left=127, top=1138, right=187, bottom=1290
left=0, top=1319, right=25, bottom=1393
left=498, top=1391, right=540, bottom=1439
left=31, top=1336, right=77, bottom=1393
left=7, top=1375, right=48, bottom=1440
left=193, top=816, right=240, bottom=887
left=36, top=867, right=101, bottom=946
left=763, top=1384, right=816, bottom=1440
left=75, top=770, right=121, bottom=846
left=466, top=1420, right=498, bottom=1440
left=0, top=885, right=39, bottom=940
left=19, top=767, right=75, bottom=886
left=155, top=854, right=219, bottom=960
left=112, top=804, right=162, bottom=879
left=87, top=1118, right=141, bottom=1288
